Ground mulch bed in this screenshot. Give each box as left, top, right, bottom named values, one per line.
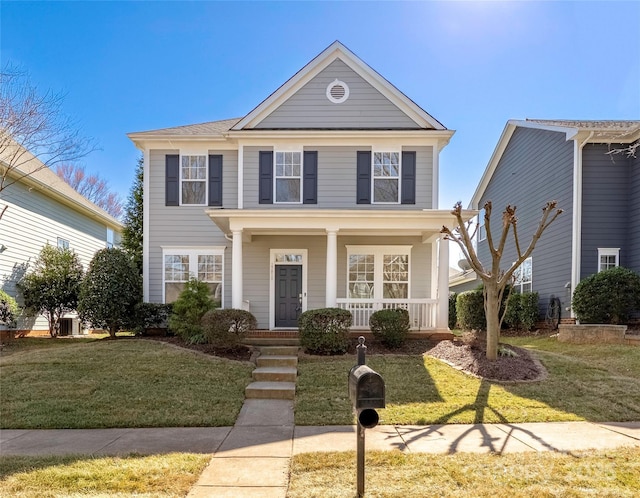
left=143, top=336, right=253, bottom=362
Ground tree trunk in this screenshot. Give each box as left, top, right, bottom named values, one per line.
left=109, top=325, right=117, bottom=339
left=484, top=285, right=500, bottom=361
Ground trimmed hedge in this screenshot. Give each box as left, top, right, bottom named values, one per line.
left=298, top=307, right=352, bottom=355
left=448, top=292, right=458, bottom=329
left=504, top=292, right=539, bottom=331
left=456, top=289, right=486, bottom=331
left=201, top=308, right=257, bottom=347
left=572, top=267, right=640, bottom=324
left=0, top=289, right=18, bottom=327
left=133, top=302, right=173, bottom=335
left=369, top=308, right=410, bottom=348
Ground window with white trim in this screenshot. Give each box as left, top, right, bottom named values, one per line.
left=598, top=248, right=619, bottom=272
left=477, top=208, right=486, bottom=242
left=57, top=237, right=70, bottom=250
left=275, top=151, right=301, bottom=203
left=106, top=228, right=114, bottom=248
left=372, top=152, right=400, bottom=203
left=181, top=155, right=207, bottom=205
left=347, top=246, right=411, bottom=299
left=513, top=257, right=532, bottom=293
left=163, top=248, right=224, bottom=305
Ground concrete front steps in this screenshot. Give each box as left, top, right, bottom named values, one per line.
left=245, top=346, right=298, bottom=400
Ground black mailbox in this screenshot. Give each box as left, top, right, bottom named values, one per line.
left=349, top=365, right=385, bottom=410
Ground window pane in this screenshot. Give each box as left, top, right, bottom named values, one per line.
left=348, top=254, right=374, bottom=299
left=165, top=282, right=185, bottom=303
left=206, top=283, right=223, bottom=307
left=383, top=282, right=408, bottom=299
left=374, top=179, right=398, bottom=202
left=276, top=178, right=300, bottom=202
left=164, top=255, right=189, bottom=281
left=198, top=255, right=222, bottom=282
left=182, top=181, right=206, bottom=204
left=383, top=255, right=408, bottom=282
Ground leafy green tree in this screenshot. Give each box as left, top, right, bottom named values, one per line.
left=121, top=156, right=143, bottom=275
left=0, top=289, right=19, bottom=328
left=18, top=245, right=84, bottom=337
left=78, top=248, right=141, bottom=338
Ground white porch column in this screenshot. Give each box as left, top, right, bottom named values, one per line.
left=232, top=230, right=243, bottom=309
left=326, top=229, right=338, bottom=307
left=437, top=236, right=450, bottom=330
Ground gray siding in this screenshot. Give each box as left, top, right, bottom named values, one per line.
left=629, top=153, right=640, bottom=272
left=478, top=127, right=574, bottom=316
left=256, top=59, right=420, bottom=129
left=580, top=144, right=631, bottom=277
left=243, top=145, right=433, bottom=209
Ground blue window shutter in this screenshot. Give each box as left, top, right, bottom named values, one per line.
left=357, top=151, right=371, bottom=204
left=165, top=154, right=179, bottom=206
left=208, top=155, right=223, bottom=206
left=259, top=151, right=273, bottom=204
left=303, top=151, right=318, bottom=204
left=401, top=151, right=416, bottom=204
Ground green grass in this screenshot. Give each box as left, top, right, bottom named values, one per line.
left=288, top=448, right=640, bottom=497
left=0, top=453, right=210, bottom=497
left=295, top=338, right=640, bottom=425
left=0, top=338, right=253, bottom=428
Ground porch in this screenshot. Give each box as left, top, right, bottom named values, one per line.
left=335, top=297, right=436, bottom=330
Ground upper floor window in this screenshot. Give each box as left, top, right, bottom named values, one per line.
left=598, top=248, right=619, bottom=272
left=275, top=151, right=301, bottom=203
left=181, top=155, right=207, bottom=205
left=373, top=152, right=400, bottom=204
left=57, top=237, right=70, bottom=250
left=513, top=257, right=532, bottom=293
left=106, top=228, right=114, bottom=248
left=477, top=208, right=486, bottom=242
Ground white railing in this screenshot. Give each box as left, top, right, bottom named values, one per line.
left=335, top=298, right=437, bottom=330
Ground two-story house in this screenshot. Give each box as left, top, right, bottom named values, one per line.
left=0, top=142, right=123, bottom=336
left=128, top=41, right=473, bottom=335
left=471, top=119, right=640, bottom=321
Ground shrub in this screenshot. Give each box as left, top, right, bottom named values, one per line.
left=448, top=292, right=458, bottom=329
left=504, top=292, right=539, bottom=331
left=456, top=289, right=486, bottom=331
left=133, top=302, right=173, bottom=335
left=201, top=308, right=257, bottom=347
left=298, top=307, right=352, bottom=355
left=369, top=308, right=410, bottom=348
left=572, top=267, right=640, bottom=324
left=0, top=290, right=19, bottom=328
left=168, top=278, right=217, bottom=344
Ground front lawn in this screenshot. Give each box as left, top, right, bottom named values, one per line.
left=0, top=338, right=253, bottom=428
left=295, top=336, right=640, bottom=425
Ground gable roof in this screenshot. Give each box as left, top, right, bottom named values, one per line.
left=1, top=142, right=122, bottom=230
left=470, top=119, right=640, bottom=208
left=232, top=41, right=446, bottom=131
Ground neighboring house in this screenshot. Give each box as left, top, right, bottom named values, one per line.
left=471, top=119, right=640, bottom=321
left=449, top=258, right=478, bottom=294
left=0, top=143, right=123, bottom=336
left=128, top=41, right=473, bottom=334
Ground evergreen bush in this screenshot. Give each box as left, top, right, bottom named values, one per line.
left=201, top=308, right=257, bottom=347
left=448, top=292, right=458, bottom=329
left=0, top=289, right=18, bottom=328
left=369, top=308, right=410, bottom=348
left=504, top=292, right=539, bottom=331
left=168, top=277, right=217, bottom=343
left=298, top=307, right=352, bottom=355
left=456, top=289, right=486, bottom=331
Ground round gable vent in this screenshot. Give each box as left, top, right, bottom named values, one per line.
left=326, top=79, right=349, bottom=104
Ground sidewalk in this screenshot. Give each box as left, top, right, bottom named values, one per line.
left=2, top=410, right=639, bottom=497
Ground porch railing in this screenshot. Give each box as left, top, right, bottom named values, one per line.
left=335, top=298, right=437, bottom=330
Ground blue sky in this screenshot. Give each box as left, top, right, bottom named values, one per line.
left=2, top=1, right=639, bottom=212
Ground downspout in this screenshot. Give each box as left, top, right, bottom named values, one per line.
left=570, top=131, right=593, bottom=317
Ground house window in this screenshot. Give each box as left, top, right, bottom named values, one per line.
left=598, top=248, right=619, bottom=272
left=513, top=257, right=532, bottom=293
left=57, top=237, right=70, bottom=250
left=347, top=246, right=411, bottom=299
left=163, top=248, right=224, bottom=305
left=373, top=152, right=400, bottom=203
left=275, top=151, right=301, bottom=203
left=477, top=208, right=486, bottom=242
left=181, top=155, right=207, bottom=205
left=106, top=228, right=114, bottom=248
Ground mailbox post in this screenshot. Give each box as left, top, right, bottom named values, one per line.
left=348, top=336, right=385, bottom=498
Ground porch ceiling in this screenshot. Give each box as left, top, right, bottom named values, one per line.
left=205, top=209, right=476, bottom=242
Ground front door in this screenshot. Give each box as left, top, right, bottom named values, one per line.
left=275, top=264, right=302, bottom=328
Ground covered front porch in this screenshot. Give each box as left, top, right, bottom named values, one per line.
left=207, top=209, right=473, bottom=332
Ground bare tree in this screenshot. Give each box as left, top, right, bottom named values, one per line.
left=0, top=65, right=96, bottom=217
left=442, top=201, right=563, bottom=361
left=55, top=163, right=123, bottom=218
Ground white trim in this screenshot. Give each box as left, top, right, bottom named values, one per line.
left=326, top=229, right=338, bottom=307
left=179, top=154, right=208, bottom=206
left=437, top=237, right=449, bottom=329
left=432, top=144, right=439, bottom=208
left=371, top=150, right=401, bottom=205
left=345, top=245, right=412, bottom=300
left=326, top=79, right=350, bottom=104
left=597, top=247, right=620, bottom=272
left=143, top=150, right=150, bottom=301
left=269, top=249, right=308, bottom=329
left=161, top=247, right=225, bottom=306
left=273, top=149, right=303, bottom=204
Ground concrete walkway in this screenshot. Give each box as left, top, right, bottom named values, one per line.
left=2, top=416, right=640, bottom=497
